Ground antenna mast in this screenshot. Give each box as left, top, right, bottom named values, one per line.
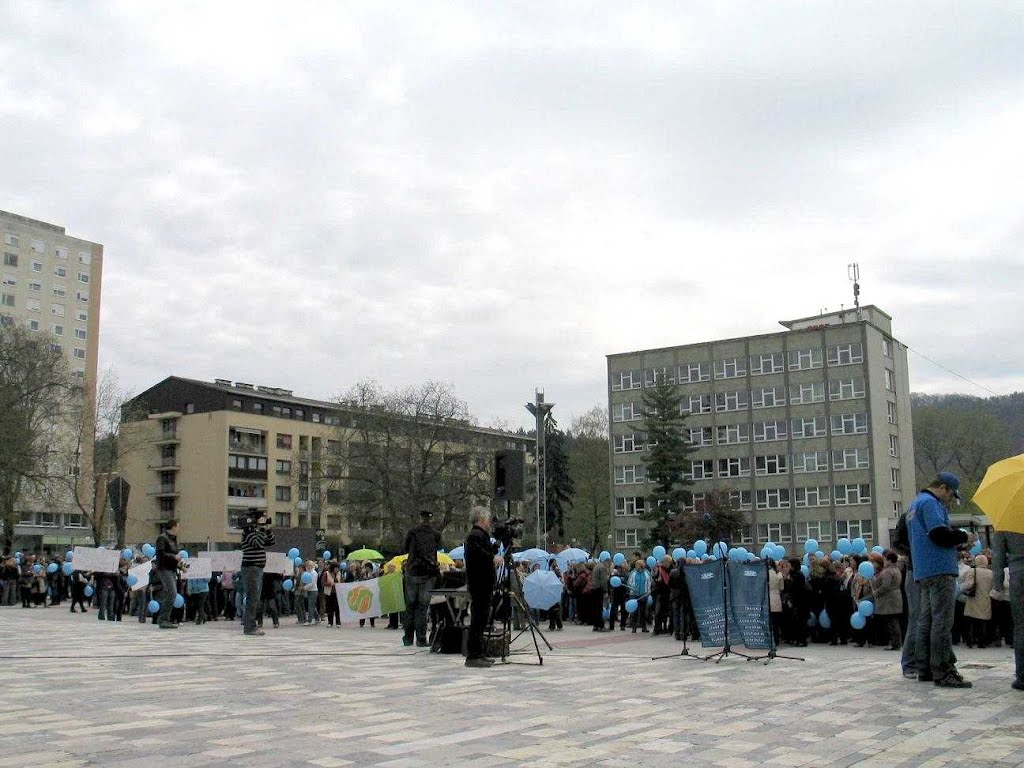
left=848, top=263, right=861, bottom=316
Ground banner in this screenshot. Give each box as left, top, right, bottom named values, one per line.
left=726, top=560, right=773, bottom=650
left=128, top=561, right=152, bottom=592
left=336, top=573, right=406, bottom=623
left=71, top=546, right=120, bottom=574
left=265, top=551, right=295, bottom=576
left=684, top=560, right=740, bottom=648
left=683, top=560, right=772, bottom=650
left=199, top=550, right=242, bottom=573
left=182, top=558, right=212, bottom=579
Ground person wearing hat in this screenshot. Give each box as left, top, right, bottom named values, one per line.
left=402, top=509, right=442, bottom=648
left=906, top=472, right=976, bottom=688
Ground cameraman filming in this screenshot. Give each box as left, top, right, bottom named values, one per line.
left=240, top=508, right=276, bottom=637
left=464, top=507, right=499, bottom=668
left=155, top=519, right=182, bottom=630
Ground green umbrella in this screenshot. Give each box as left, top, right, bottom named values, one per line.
left=347, top=548, right=384, bottom=561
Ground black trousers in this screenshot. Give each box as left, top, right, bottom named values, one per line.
left=467, top=589, right=490, bottom=659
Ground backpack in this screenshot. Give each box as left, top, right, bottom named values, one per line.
left=891, top=509, right=911, bottom=556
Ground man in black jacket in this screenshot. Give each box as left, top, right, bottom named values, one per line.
left=402, top=509, right=442, bottom=648
left=155, top=519, right=182, bottom=629
left=464, top=507, right=497, bottom=667
left=240, top=509, right=276, bottom=636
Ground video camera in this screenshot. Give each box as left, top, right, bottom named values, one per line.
left=239, top=507, right=270, bottom=532
left=492, top=516, right=524, bottom=549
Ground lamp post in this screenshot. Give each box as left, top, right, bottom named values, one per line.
left=525, top=390, right=554, bottom=550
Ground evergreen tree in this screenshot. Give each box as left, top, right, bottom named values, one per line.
left=544, top=418, right=575, bottom=538
left=640, top=373, right=698, bottom=544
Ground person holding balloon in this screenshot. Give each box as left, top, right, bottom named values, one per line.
left=68, top=567, right=89, bottom=613
left=154, top=519, right=184, bottom=629
left=626, top=559, right=650, bottom=633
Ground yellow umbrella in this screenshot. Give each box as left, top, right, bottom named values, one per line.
left=384, top=552, right=455, bottom=572
left=972, top=453, right=1024, bottom=534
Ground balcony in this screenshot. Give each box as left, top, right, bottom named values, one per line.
left=147, top=459, right=181, bottom=471
left=227, top=496, right=267, bottom=509
left=152, top=431, right=180, bottom=445
left=147, top=484, right=180, bottom=497
left=228, top=439, right=266, bottom=456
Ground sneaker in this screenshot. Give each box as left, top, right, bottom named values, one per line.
left=465, top=657, right=493, bottom=668
left=1011, top=679, right=1024, bottom=691
left=917, top=673, right=934, bottom=682
left=935, top=673, right=972, bottom=688
left=902, top=670, right=918, bottom=680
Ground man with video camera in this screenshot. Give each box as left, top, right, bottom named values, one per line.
left=240, top=508, right=276, bottom=636
left=464, top=507, right=500, bottom=667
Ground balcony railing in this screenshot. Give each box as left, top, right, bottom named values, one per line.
left=229, top=439, right=267, bottom=456
left=227, top=496, right=267, bottom=509
left=147, top=484, right=179, bottom=497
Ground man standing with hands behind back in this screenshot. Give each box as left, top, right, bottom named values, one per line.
left=402, top=509, right=442, bottom=648
left=464, top=507, right=498, bottom=668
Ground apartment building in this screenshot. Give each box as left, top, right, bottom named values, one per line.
left=2, top=210, right=103, bottom=550
left=607, top=306, right=915, bottom=552
left=119, top=377, right=532, bottom=552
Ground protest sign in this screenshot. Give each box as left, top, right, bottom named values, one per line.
left=71, top=546, right=120, bottom=574
left=336, top=573, right=405, bottom=623
left=265, top=551, right=295, bottom=576
left=182, top=558, right=212, bottom=580
left=128, top=561, right=152, bottom=591
left=199, top=550, right=242, bottom=573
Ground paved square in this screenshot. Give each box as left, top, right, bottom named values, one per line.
left=1, top=609, right=1022, bottom=767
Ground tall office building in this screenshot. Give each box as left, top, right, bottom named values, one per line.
left=607, top=306, right=914, bottom=553
left=2, top=210, right=103, bottom=549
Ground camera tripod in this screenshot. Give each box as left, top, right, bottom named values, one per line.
left=487, top=547, right=552, bottom=665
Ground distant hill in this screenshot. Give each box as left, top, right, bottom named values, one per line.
left=911, top=391, right=1024, bottom=453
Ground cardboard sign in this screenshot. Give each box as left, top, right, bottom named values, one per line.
left=71, top=546, right=120, bottom=574
left=128, top=561, right=152, bottom=592
left=265, top=551, right=296, bottom=576
left=199, top=550, right=242, bottom=573
left=182, top=558, right=212, bottom=580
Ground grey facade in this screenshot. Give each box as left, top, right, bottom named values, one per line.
left=607, top=306, right=914, bottom=553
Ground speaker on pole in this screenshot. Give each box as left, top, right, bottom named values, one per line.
left=494, top=449, right=525, bottom=501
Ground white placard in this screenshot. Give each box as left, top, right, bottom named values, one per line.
left=182, top=558, right=212, bottom=580
left=72, top=546, right=120, bottom=574
left=199, top=550, right=242, bottom=573
left=128, top=561, right=152, bottom=592
left=265, top=551, right=296, bottom=576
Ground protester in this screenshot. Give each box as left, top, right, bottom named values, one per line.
left=963, top=555, right=994, bottom=648
left=590, top=555, right=610, bottom=632
left=872, top=551, right=904, bottom=650
left=627, top=559, right=650, bottom=633
left=402, top=509, right=441, bottom=648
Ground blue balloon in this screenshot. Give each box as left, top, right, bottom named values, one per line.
left=645, top=556, right=656, bottom=568
left=647, top=595, right=654, bottom=607
left=831, top=550, right=843, bottom=561
left=15, top=551, right=22, bottom=559
left=122, top=548, right=133, bottom=560
left=773, top=545, right=786, bottom=560
left=32, top=563, right=42, bottom=574
left=693, top=540, right=708, bottom=556
left=686, top=550, right=697, bottom=559
left=173, top=593, right=185, bottom=609
left=800, top=565, right=809, bottom=578
left=837, top=538, right=853, bottom=555
left=179, top=550, right=189, bottom=560
left=652, top=546, right=666, bottom=560
left=293, top=556, right=303, bottom=566
left=707, top=555, right=718, bottom=561
left=65, top=550, right=74, bottom=561
left=807, top=614, right=817, bottom=628
left=46, top=562, right=58, bottom=574
left=339, top=562, right=348, bottom=571
left=127, top=574, right=138, bottom=587
left=852, top=537, right=867, bottom=554
left=714, top=542, right=728, bottom=558
left=728, top=548, right=738, bottom=561
left=858, top=561, right=875, bottom=579
left=971, top=540, right=983, bottom=556
left=322, top=550, right=332, bottom=560
left=625, top=599, right=638, bottom=614
left=610, top=576, right=622, bottom=588
left=613, top=552, right=626, bottom=566
left=84, top=585, right=94, bottom=597
left=804, top=539, right=818, bottom=555
left=282, top=579, right=294, bottom=591
left=814, top=551, right=824, bottom=560
left=872, top=545, right=885, bottom=555
left=288, top=548, right=300, bottom=560
left=142, top=543, right=156, bottom=558
left=850, top=612, right=867, bottom=630
left=599, top=551, right=611, bottom=562
left=148, top=599, right=160, bottom=614
left=61, top=562, right=73, bottom=576
left=301, top=571, right=314, bottom=585
left=857, top=600, right=875, bottom=617
left=602, top=607, right=610, bottom=620
left=672, top=547, right=685, bottom=561
left=802, top=553, right=810, bottom=566
left=819, top=610, right=831, bottom=629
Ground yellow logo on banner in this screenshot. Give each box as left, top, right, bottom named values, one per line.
left=347, top=586, right=374, bottom=614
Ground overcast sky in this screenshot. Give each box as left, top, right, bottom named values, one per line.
left=3, top=2, right=1022, bottom=430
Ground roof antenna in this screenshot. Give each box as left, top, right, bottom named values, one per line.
left=848, top=262, right=861, bottom=318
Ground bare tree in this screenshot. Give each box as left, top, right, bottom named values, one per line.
left=0, top=326, right=72, bottom=553
left=564, top=406, right=611, bottom=552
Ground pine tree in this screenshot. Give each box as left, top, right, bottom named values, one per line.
left=544, top=418, right=575, bottom=538
left=641, top=373, right=697, bottom=544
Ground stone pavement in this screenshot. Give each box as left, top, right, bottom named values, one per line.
left=1, top=607, right=1022, bottom=767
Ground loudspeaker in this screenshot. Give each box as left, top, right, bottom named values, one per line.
left=494, top=449, right=525, bottom=501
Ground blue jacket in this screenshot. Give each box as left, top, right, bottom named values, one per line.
left=906, top=489, right=967, bottom=581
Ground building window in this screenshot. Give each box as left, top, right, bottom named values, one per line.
left=74, top=328, right=86, bottom=340
left=610, top=370, right=642, bottom=391
left=0, top=293, right=14, bottom=307
left=31, top=260, right=42, bottom=273
left=715, top=390, right=749, bottom=412
left=891, top=468, right=900, bottom=490
left=614, top=497, right=645, bottom=517
left=882, top=337, right=893, bottom=357
left=752, top=386, right=786, bottom=409
left=281, top=407, right=291, bottom=417
left=687, top=427, right=713, bottom=447
left=832, top=447, right=870, bottom=471
left=755, top=454, right=789, bottom=476
left=64, top=512, right=87, bottom=528
left=834, top=483, right=872, bottom=506
left=612, top=402, right=643, bottom=422
left=796, top=520, right=832, bottom=542
left=729, top=490, right=753, bottom=511
left=790, top=381, right=825, bottom=404
left=677, top=362, right=711, bottom=383
left=276, top=433, right=292, bottom=449
left=55, top=247, right=67, bottom=259
left=753, top=419, right=788, bottom=442
left=835, top=518, right=873, bottom=541
left=828, top=378, right=865, bottom=400
left=275, top=485, right=292, bottom=502
left=795, top=487, right=831, bottom=508
left=52, top=285, right=66, bottom=298
left=884, top=368, right=896, bottom=392
left=714, top=357, right=747, bottom=379
left=830, top=412, right=868, bottom=435
left=613, top=465, right=646, bottom=485
left=253, top=403, right=264, bottom=413
left=3, top=252, right=17, bottom=267
left=827, top=343, right=864, bottom=366
left=682, top=394, right=713, bottom=415
left=73, top=348, right=86, bottom=359
left=615, top=528, right=640, bottom=547
left=52, top=324, right=63, bottom=336
left=750, top=352, right=784, bottom=376
left=2, top=274, right=15, bottom=287
left=76, top=291, right=89, bottom=302
left=79, top=251, right=92, bottom=264
left=757, top=522, right=792, bottom=543
left=78, top=272, right=89, bottom=283
left=51, top=303, right=65, bottom=317
left=275, top=512, right=292, bottom=527
left=756, top=488, right=791, bottom=510
left=3, top=234, right=18, bottom=247
left=29, top=282, right=41, bottom=292
left=27, top=319, right=38, bottom=331
left=76, top=310, right=87, bottom=322
left=718, top=457, right=751, bottom=478
left=613, top=432, right=646, bottom=453
left=889, top=434, right=899, bottom=458
left=689, top=459, right=714, bottom=480
left=790, top=416, right=826, bottom=439
left=793, top=450, right=829, bottom=473
left=716, top=423, right=749, bottom=445
left=788, top=348, right=823, bottom=371
left=887, top=401, right=897, bottom=424
left=643, top=367, right=676, bottom=387
left=293, top=409, right=303, bottom=420
left=892, top=500, right=902, bottom=517
left=54, top=266, right=67, bottom=278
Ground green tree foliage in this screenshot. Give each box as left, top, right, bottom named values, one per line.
left=564, top=406, right=610, bottom=552
left=543, top=417, right=574, bottom=539
left=665, top=488, right=745, bottom=547
left=912, top=403, right=1014, bottom=488
left=640, top=373, right=697, bottom=544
